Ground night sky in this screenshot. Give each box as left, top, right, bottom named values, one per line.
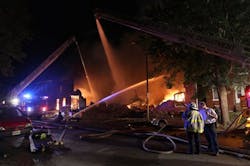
left=16, top=0, right=141, bottom=83
left=6, top=0, right=188, bottom=105
left=11, top=0, right=146, bottom=99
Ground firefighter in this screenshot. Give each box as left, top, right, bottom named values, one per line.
left=56, top=111, right=64, bottom=122
left=182, top=102, right=204, bottom=154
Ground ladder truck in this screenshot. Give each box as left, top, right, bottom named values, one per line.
left=7, top=37, right=76, bottom=101
left=95, top=11, right=250, bottom=67
left=6, top=36, right=91, bottom=111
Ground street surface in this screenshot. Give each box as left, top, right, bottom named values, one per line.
left=0, top=120, right=250, bottom=166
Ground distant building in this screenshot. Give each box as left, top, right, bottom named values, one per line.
left=185, top=83, right=247, bottom=112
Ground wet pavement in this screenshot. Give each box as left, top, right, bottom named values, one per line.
left=38, top=118, right=250, bottom=155
left=166, top=127, right=250, bottom=155
left=1, top=120, right=250, bottom=166
left=1, top=128, right=250, bottom=166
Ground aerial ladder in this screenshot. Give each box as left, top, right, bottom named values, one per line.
left=95, top=11, right=250, bottom=67
left=7, top=36, right=93, bottom=102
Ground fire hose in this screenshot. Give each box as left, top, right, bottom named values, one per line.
left=140, top=124, right=176, bottom=154
left=33, top=120, right=250, bottom=159
left=140, top=125, right=250, bottom=159
left=79, top=124, right=177, bottom=154
left=79, top=124, right=250, bottom=159
left=141, top=132, right=176, bottom=154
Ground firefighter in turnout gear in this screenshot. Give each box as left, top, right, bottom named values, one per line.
left=182, top=102, right=204, bottom=154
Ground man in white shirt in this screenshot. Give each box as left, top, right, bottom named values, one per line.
left=199, top=101, right=219, bottom=156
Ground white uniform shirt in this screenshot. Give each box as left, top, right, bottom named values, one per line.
left=204, top=108, right=218, bottom=124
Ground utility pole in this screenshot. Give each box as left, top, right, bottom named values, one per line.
left=146, top=53, right=150, bottom=122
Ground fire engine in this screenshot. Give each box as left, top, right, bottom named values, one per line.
left=5, top=36, right=87, bottom=118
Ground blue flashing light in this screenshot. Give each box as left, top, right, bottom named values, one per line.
left=23, top=93, right=32, bottom=99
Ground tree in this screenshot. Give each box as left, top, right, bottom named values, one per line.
left=136, top=0, right=250, bottom=125
left=0, top=0, right=32, bottom=98
left=0, top=0, right=31, bottom=76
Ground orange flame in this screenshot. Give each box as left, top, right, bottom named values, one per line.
left=161, top=90, right=185, bottom=103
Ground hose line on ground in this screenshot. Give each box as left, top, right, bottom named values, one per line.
left=142, top=132, right=176, bottom=154
left=141, top=124, right=176, bottom=154
left=34, top=120, right=250, bottom=159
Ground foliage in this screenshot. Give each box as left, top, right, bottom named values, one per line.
left=136, top=0, right=250, bottom=91
left=0, top=0, right=32, bottom=77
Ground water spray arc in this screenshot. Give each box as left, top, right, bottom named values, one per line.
left=96, top=19, right=126, bottom=91
left=77, top=16, right=187, bottom=121
left=73, top=75, right=164, bottom=118
left=96, top=18, right=152, bottom=121
left=74, top=40, right=97, bottom=101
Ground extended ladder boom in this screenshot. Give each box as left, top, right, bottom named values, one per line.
left=8, top=37, right=76, bottom=99
left=95, top=12, right=250, bottom=67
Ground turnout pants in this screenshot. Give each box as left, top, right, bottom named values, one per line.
left=187, top=131, right=200, bottom=154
